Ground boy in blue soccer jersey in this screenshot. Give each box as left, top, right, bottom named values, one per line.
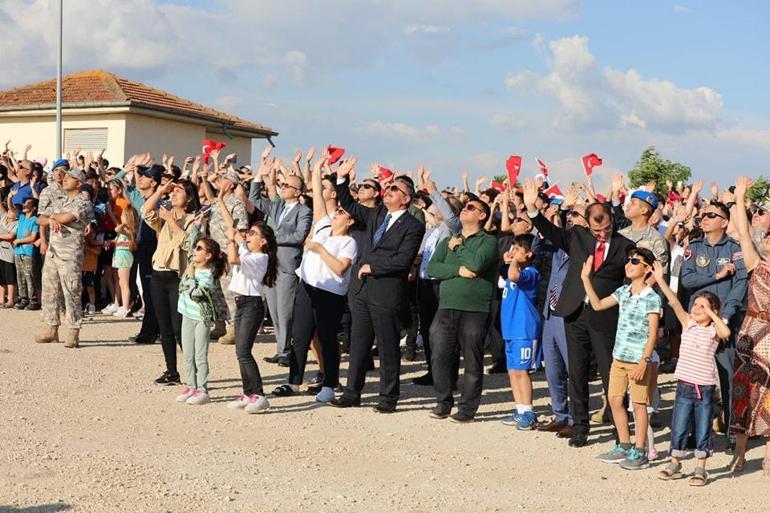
left=500, top=234, right=542, bottom=430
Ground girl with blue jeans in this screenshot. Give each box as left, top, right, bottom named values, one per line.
left=652, top=262, right=730, bottom=486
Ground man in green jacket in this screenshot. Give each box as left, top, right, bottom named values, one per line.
left=428, top=197, right=498, bottom=423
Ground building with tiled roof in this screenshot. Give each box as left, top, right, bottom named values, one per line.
left=0, top=70, right=277, bottom=165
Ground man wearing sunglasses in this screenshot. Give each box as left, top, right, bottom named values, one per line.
left=330, top=162, right=424, bottom=413
left=523, top=178, right=635, bottom=448
left=681, top=200, right=747, bottom=453
left=250, top=169, right=312, bottom=366
left=10, top=159, right=44, bottom=210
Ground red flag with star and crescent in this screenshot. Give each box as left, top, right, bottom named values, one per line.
left=581, top=153, right=602, bottom=177
left=506, top=155, right=522, bottom=187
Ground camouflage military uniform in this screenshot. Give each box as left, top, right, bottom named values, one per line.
left=207, top=194, right=247, bottom=318
left=41, top=193, right=93, bottom=328
left=38, top=181, right=67, bottom=216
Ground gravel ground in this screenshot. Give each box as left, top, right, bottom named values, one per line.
left=1, top=309, right=767, bottom=513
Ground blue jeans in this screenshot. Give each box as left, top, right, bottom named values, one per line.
left=669, top=381, right=715, bottom=459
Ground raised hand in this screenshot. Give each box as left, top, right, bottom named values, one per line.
left=611, top=173, right=624, bottom=194
left=337, top=156, right=357, bottom=178
left=522, top=178, right=539, bottom=212
left=581, top=256, right=594, bottom=281
left=710, top=181, right=719, bottom=198
left=293, top=149, right=302, bottom=164
left=260, top=145, right=272, bottom=162
left=734, top=176, right=752, bottom=197
left=692, top=179, right=703, bottom=196
left=305, top=147, right=315, bottom=162
left=651, top=261, right=666, bottom=284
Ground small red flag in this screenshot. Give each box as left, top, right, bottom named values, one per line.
left=543, top=183, right=563, bottom=198
left=377, top=166, right=393, bottom=182
left=201, top=139, right=227, bottom=163
left=491, top=181, right=506, bottom=193
left=535, top=158, right=549, bottom=177
left=581, top=153, right=602, bottom=176
left=327, top=145, right=345, bottom=165
left=505, top=155, right=522, bottom=186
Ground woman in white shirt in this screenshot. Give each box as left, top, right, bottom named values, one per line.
left=220, top=193, right=278, bottom=414
left=272, top=157, right=358, bottom=402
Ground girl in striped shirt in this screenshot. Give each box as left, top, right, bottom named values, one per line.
left=175, top=237, right=228, bottom=406
left=652, top=261, right=730, bottom=486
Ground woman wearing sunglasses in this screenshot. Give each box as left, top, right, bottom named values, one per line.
left=272, top=156, right=358, bottom=402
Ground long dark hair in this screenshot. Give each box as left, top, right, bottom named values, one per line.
left=196, top=237, right=228, bottom=279
left=179, top=179, right=201, bottom=213
left=254, top=222, right=278, bottom=288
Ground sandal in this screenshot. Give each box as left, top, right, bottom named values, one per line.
left=689, top=467, right=708, bottom=486
left=728, top=455, right=746, bottom=473
left=657, top=462, right=682, bottom=481
left=271, top=384, right=298, bottom=397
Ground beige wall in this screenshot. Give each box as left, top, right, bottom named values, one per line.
left=0, top=113, right=126, bottom=165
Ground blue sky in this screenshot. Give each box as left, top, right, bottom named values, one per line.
left=2, top=0, right=769, bottom=190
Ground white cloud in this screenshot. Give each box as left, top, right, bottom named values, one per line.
left=363, top=121, right=442, bottom=141
left=715, top=126, right=770, bottom=150
left=491, top=113, right=528, bottom=131
left=673, top=4, right=694, bottom=14
left=404, top=24, right=449, bottom=35
left=506, top=35, right=723, bottom=132
left=284, top=51, right=308, bottom=85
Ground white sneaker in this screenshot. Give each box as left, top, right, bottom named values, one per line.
left=244, top=394, right=269, bottom=414
left=315, top=386, right=335, bottom=403
left=85, top=303, right=96, bottom=315
left=186, top=389, right=210, bottom=405
left=176, top=386, right=195, bottom=402
left=112, top=307, right=129, bottom=318
left=101, top=303, right=117, bottom=314
left=227, top=394, right=251, bottom=409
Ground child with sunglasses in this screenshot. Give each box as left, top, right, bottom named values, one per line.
left=581, top=246, right=661, bottom=470
left=175, top=236, right=228, bottom=405
left=650, top=261, right=729, bottom=486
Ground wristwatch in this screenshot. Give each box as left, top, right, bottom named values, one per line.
left=644, top=356, right=654, bottom=364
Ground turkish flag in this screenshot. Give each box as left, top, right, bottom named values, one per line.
left=581, top=153, right=602, bottom=176
left=505, top=155, right=522, bottom=186
left=535, top=158, right=549, bottom=176
left=543, top=183, right=563, bottom=199
left=201, top=139, right=227, bottom=163
left=327, top=145, right=345, bottom=165
left=491, top=181, right=506, bottom=193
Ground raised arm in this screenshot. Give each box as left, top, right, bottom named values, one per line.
left=652, top=261, right=689, bottom=327
left=733, top=176, right=761, bottom=272
left=580, top=256, right=619, bottom=311
left=311, top=155, right=329, bottom=222
left=522, top=178, right=572, bottom=251
left=335, top=162, right=373, bottom=225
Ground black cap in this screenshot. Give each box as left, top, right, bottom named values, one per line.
left=137, top=165, right=162, bottom=186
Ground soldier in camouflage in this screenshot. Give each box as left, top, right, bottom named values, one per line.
left=201, top=169, right=247, bottom=344
left=34, top=166, right=94, bottom=348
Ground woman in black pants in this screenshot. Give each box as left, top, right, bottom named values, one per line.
left=272, top=156, right=359, bottom=402
left=141, top=179, right=201, bottom=385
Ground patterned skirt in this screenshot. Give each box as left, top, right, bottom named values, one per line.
left=731, top=313, right=770, bottom=437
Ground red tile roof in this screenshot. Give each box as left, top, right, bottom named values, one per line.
left=0, top=70, right=276, bottom=136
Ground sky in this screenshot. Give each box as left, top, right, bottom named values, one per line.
left=1, top=0, right=769, bottom=191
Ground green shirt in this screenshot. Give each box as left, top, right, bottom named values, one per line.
left=427, top=230, right=498, bottom=313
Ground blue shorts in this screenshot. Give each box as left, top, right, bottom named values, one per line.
left=505, top=339, right=543, bottom=371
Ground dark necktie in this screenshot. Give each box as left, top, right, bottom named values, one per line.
left=372, top=213, right=392, bottom=246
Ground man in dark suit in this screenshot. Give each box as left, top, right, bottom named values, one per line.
left=330, top=164, right=425, bottom=413
left=522, top=179, right=634, bottom=447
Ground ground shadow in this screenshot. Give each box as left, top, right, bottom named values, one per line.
left=0, top=503, right=73, bottom=513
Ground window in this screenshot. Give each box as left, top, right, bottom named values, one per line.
left=63, top=128, right=108, bottom=152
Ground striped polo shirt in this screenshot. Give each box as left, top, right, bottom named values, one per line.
left=675, top=320, right=719, bottom=386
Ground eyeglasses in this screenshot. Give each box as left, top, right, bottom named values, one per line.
left=335, top=207, right=350, bottom=217
left=280, top=183, right=300, bottom=191
left=463, top=203, right=480, bottom=213
left=756, top=208, right=768, bottom=216
left=386, top=184, right=404, bottom=193
left=193, top=245, right=206, bottom=252
left=624, top=257, right=649, bottom=266
left=513, top=217, right=527, bottom=223
left=246, top=229, right=258, bottom=236
left=360, top=183, right=377, bottom=191
left=702, top=212, right=726, bottom=220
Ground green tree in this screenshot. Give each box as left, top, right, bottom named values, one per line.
left=493, top=174, right=508, bottom=184
left=627, top=146, right=691, bottom=195
left=748, top=176, right=770, bottom=204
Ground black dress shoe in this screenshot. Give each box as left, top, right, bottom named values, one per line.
left=373, top=402, right=396, bottom=414
left=412, top=373, right=434, bottom=386
left=429, top=406, right=451, bottom=419
left=330, top=396, right=361, bottom=408
left=263, top=354, right=281, bottom=364
left=131, top=334, right=158, bottom=344
left=568, top=433, right=588, bottom=447
left=276, top=356, right=290, bottom=367
left=487, top=362, right=507, bottom=375
left=449, top=412, right=475, bottom=424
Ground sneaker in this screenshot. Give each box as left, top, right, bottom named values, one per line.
left=620, top=447, right=650, bottom=470
left=176, top=386, right=195, bottom=402
left=501, top=409, right=522, bottom=426
left=647, top=445, right=659, bottom=462
left=244, top=394, right=270, bottom=414
left=101, top=303, right=118, bottom=315
left=516, top=411, right=538, bottom=430
left=597, top=444, right=630, bottom=464
left=14, top=299, right=29, bottom=310
left=154, top=371, right=181, bottom=386
left=315, top=386, right=335, bottom=403
left=186, top=389, right=210, bottom=405
left=85, top=303, right=96, bottom=315
left=307, top=371, right=324, bottom=387
left=449, top=412, right=474, bottom=424
left=227, top=394, right=250, bottom=409
left=112, top=307, right=129, bottom=318
left=25, top=302, right=41, bottom=311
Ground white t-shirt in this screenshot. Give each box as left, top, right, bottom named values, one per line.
left=229, top=243, right=269, bottom=296
left=296, top=215, right=357, bottom=296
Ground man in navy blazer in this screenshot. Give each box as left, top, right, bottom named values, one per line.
left=330, top=165, right=425, bottom=413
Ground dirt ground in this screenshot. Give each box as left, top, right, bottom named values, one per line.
left=1, top=309, right=767, bottom=513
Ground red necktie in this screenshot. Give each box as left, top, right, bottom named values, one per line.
left=593, top=240, right=606, bottom=272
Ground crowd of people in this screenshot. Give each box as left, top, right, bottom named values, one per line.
left=2, top=141, right=770, bottom=485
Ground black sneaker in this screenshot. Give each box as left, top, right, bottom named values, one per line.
left=15, top=299, right=29, bottom=310
left=154, top=371, right=181, bottom=386
left=131, top=334, right=158, bottom=345
left=25, top=302, right=41, bottom=311
left=449, top=412, right=475, bottom=424
left=429, top=405, right=451, bottom=419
